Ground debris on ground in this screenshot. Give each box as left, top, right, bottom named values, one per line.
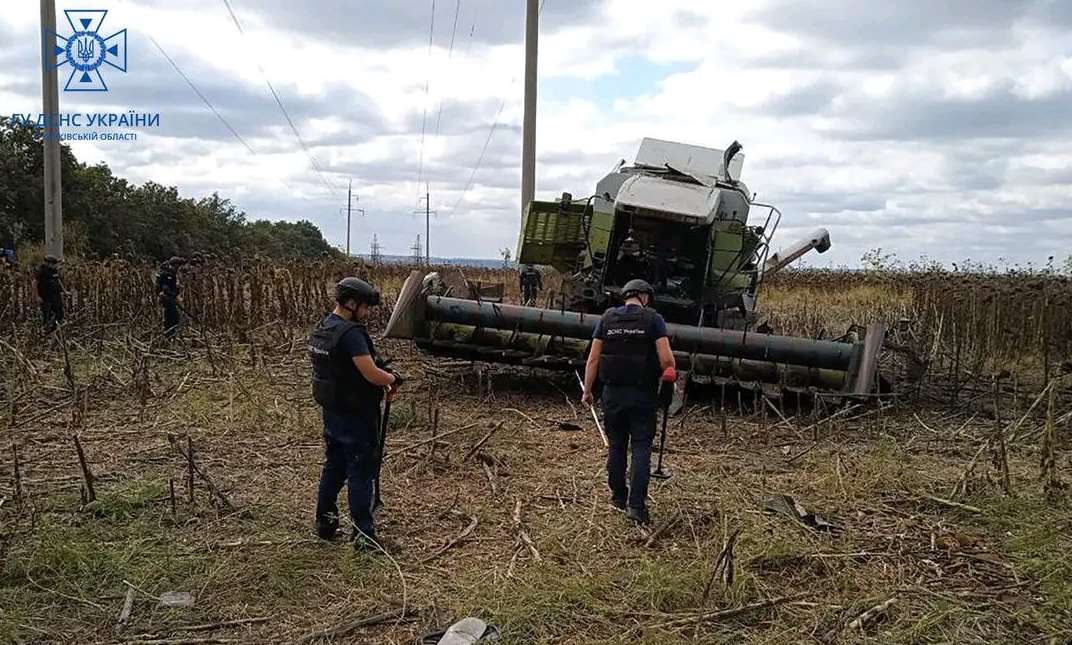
left=157, top=591, right=196, bottom=609
left=763, top=494, right=841, bottom=532
left=421, top=617, right=500, bottom=644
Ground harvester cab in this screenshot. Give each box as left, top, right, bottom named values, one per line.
left=514, top=138, right=832, bottom=330
left=385, top=138, right=885, bottom=403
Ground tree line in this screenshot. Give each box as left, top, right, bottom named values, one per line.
left=0, top=117, right=338, bottom=262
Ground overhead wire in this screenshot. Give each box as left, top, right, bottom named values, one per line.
left=453, top=0, right=548, bottom=211
left=415, top=0, right=437, bottom=200
left=148, top=35, right=256, bottom=156
left=453, top=98, right=506, bottom=211
left=219, top=0, right=339, bottom=197
left=433, top=0, right=462, bottom=137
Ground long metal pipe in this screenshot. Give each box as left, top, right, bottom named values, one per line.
left=424, top=296, right=855, bottom=371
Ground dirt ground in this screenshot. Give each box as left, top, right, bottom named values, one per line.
left=2, top=333, right=1071, bottom=644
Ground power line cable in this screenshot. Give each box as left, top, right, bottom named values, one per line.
left=415, top=0, right=437, bottom=200
left=453, top=96, right=506, bottom=211
left=148, top=35, right=256, bottom=156
left=220, top=0, right=339, bottom=197
left=433, top=0, right=462, bottom=137
left=453, top=0, right=548, bottom=211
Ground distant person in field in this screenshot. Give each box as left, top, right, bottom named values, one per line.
left=582, top=279, right=676, bottom=526
left=156, top=257, right=182, bottom=338
left=519, top=264, right=543, bottom=306
left=308, top=277, right=401, bottom=551
left=616, top=234, right=648, bottom=282
left=35, top=255, right=64, bottom=333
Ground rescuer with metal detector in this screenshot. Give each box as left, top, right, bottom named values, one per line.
left=309, top=277, right=401, bottom=550
left=156, top=257, right=183, bottom=338
left=519, top=264, right=543, bottom=306
left=36, top=254, right=64, bottom=334
left=582, top=279, right=676, bottom=525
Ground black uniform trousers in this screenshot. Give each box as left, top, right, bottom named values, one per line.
left=316, top=407, right=381, bottom=538
left=40, top=297, right=64, bottom=332
left=161, top=295, right=180, bottom=337
left=602, top=385, right=657, bottom=511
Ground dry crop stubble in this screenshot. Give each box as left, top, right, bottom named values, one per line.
left=1, top=261, right=1071, bottom=642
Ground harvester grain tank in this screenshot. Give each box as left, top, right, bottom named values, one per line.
left=385, top=139, right=885, bottom=398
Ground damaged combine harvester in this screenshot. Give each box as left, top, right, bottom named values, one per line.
left=385, top=138, right=886, bottom=408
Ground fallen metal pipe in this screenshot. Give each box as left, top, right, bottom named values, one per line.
left=385, top=270, right=883, bottom=394
left=422, top=296, right=854, bottom=371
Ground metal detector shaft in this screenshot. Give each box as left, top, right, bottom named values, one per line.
left=655, top=400, right=669, bottom=473
left=575, top=371, right=609, bottom=448
left=373, top=397, right=391, bottom=508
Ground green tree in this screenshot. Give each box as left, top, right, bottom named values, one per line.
left=0, top=117, right=338, bottom=261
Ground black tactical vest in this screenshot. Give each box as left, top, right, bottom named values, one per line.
left=597, top=306, right=661, bottom=390
left=308, top=316, right=383, bottom=413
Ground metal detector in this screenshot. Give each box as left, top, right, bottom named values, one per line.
left=652, top=380, right=673, bottom=480
left=372, top=396, right=390, bottom=512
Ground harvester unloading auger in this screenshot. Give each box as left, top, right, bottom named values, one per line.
left=385, top=138, right=886, bottom=406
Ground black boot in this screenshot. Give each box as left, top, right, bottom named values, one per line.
left=626, top=506, right=651, bottom=525
left=315, top=514, right=340, bottom=540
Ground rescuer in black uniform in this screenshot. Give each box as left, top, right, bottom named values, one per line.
left=582, top=279, right=676, bottom=525
left=156, top=257, right=182, bottom=338
left=615, top=235, right=648, bottom=282
left=519, top=264, right=543, bottom=306
left=36, top=255, right=64, bottom=333
left=309, top=277, right=400, bottom=549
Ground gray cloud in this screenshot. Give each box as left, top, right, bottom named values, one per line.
left=3, top=1, right=1072, bottom=265
left=823, top=84, right=1072, bottom=142
left=217, top=0, right=603, bottom=49
left=748, top=1, right=1057, bottom=49
left=760, top=81, right=840, bottom=116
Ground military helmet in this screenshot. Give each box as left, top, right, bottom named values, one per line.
left=336, top=277, right=381, bottom=307
left=621, top=279, right=654, bottom=301
left=44, top=255, right=59, bottom=264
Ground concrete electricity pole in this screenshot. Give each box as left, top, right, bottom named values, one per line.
left=414, top=190, right=437, bottom=266
left=341, top=182, right=364, bottom=258
left=521, top=0, right=538, bottom=218
left=40, top=0, right=63, bottom=258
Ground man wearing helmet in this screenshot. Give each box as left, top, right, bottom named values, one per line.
left=582, top=279, right=676, bottom=525
left=519, top=264, right=542, bottom=306
left=309, top=277, right=400, bottom=550
left=156, top=257, right=183, bottom=338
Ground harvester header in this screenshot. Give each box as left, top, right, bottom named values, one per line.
left=385, top=138, right=886, bottom=399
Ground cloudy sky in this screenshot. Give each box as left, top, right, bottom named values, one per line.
left=2, top=0, right=1071, bottom=266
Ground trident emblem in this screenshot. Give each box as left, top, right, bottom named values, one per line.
left=46, top=10, right=129, bottom=92
left=77, top=37, right=96, bottom=64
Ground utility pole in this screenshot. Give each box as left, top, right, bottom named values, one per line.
left=414, top=189, right=437, bottom=266
left=411, top=235, right=423, bottom=265
left=370, top=234, right=382, bottom=264
left=341, top=182, right=364, bottom=258
left=40, top=0, right=63, bottom=258
left=521, top=0, right=538, bottom=218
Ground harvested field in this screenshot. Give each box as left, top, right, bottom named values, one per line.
left=2, top=262, right=1072, bottom=644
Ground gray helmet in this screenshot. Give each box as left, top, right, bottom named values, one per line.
left=336, top=277, right=381, bottom=307
left=621, top=279, right=654, bottom=301
left=45, top=255, right=59, bottom=264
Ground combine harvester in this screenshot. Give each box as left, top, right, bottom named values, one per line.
left=385, top=139, right=885, bottom=407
